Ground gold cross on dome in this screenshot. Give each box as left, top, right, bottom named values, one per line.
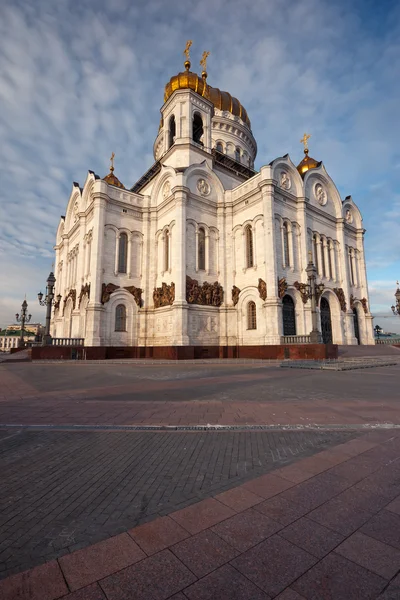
left=200, top=50, right=210, bottom=72
left=184, top=40, right=192, bottom=60
left=300, top=133, right=311, bottom=151
left=110, top=152, right=115, bottom=172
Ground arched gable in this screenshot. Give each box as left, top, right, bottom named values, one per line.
left=152, top=164, right=177, bottom=205
left=343, top=195, right=363, bottom=229
left=270, top=154, right=304, bottom=198
left=184, top=160, right=225, bottom=202
left=64, top=184, right=82, bottom=232
left=304, top=164, right=342, bottom=218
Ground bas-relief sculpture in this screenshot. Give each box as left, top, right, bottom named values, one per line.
left=294, top=281, right=309, bottom=304
left=333, top=287, right=347, bottom=312
left=78, top=283, right=91, bottom=307
left=258, top=278, right=267, bottom=301
left=232, top=285, right=241, bottom=306
left=63, top=288, right=77, bottom=313
left=153, top=282, right=175, bottom=308
left=278, top=277, right=288, bottom=299
left=101, top=283, right=119, bottom=304
left=186, top=276, right=223, bottom=306
left=125, top=285, right=143, bottom=307
left=350, top=294, right=368, bottom=315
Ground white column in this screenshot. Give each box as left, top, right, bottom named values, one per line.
left=317, top=237, right=323, bottom=277
left=337, top=220, right=357, bottom=344
left=323, top=240, right=329, bottom=280
left=260, top=182, right=281, bottom=343
left=205, top=232, right=210, bottom=274
left=85, top=197, right=106, bottom=346
left=127, top=234, right=132, bottom=277
left=195, top=228, right=199, bottom=272
left=172, top=186, right=189, bottom=345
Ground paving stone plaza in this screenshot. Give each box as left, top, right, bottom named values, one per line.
left=1, top=356, right=400, bottom=599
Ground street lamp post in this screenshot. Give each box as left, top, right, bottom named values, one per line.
left=38, top=272, right=62, bottom=346
left=391, top=282, right=400, bottom=316
left=306, top=252, right=324, bottom=343
left=15, top=299, right=32, bottom=348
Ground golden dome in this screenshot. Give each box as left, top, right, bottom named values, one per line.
left=103, top=172, right=125, bottom=188
left=297, top=149, right=320, bottom=177
left=164, top=62, right=251, bottom=128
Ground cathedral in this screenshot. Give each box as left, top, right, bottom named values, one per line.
left=52, top=45, right=375, bottom=351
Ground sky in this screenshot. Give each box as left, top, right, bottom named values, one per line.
left=0, top=0, right=399, bottom=332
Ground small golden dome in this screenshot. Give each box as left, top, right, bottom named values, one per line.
left=164, top=62, right=251, bottom=128
left=297, top=149, right=320, bottom=177
left=103, top=172, right=125, bottom=189
left=103, top=152, right=125, bottom=188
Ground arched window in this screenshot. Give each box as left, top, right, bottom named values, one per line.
left=283, top=222, right=290, bottom=267
left=247, top=301, right=257, bottom=330
left=321, top=237, right=326, bottom=278
left=282, top=295, right=296, bottom=336
left=193, top=113, right=203, bottom=145
left=235, top=147, right=241, bottom=162
left=115, top=304, right=126, bottom=332
left=216, top=142, right=223, bottom=153
left=164, top=230, right=169, bottom=272
left=168, top=115, right=176, bottom=149
left=198, top=227, right=206, bottom=271
left=118, top=233, right=128, bottom=274
left=313, top=234, right=319, bottom=273
left=245, top=225, right=254, bottom=268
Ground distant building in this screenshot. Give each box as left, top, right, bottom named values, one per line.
left=6, top=323, right=44, bottom=336
left=0, top=329, right=36, bottom=351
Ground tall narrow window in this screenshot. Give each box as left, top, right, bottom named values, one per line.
left=247, top=301, right=257, bottom=330
left=168, top=115, right=176, bottom=148
left=235, top=147, right=241, bottom=162
left=216, top=142, right=223, bottom=153
left=283, top=222, right=290, bottom=267
left=313, top=234, right=319, bottom=273
left=321, top=237, right=326, bottom=278
left=245, top=225, right=254, bottom=268
left=349, top=249, right=355, bottom=285
left=193, top=113, right=203, bottom=145
left=118, top=233, right=128, bottom=274
left=328, top=241, right=333, bottom=279
left=198, top=227, right=206, bottom=270
left=164, top=230, right=169, bottom=272
left=115, top=304, right=126, bottom=332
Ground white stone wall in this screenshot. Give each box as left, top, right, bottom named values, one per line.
left=52, top=90, right=374, bottom=347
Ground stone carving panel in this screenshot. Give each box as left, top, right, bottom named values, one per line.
left=258, top=278, right=267, bottom=301
left=125, top=285, right=143, bottom=307
left=162, top=181, right=171, bottom=200
left=153, top=282, right=175, bottom=308
left=278, top=277, right=288, bottom=299
left=333, top=287, right=347, bottom=312
left=186, top=276, right=223, bottom=306
left=197, top=178, right=211, bottom=196
left=232, top=285, right=241, bottom=306
left=78, top=283, right=91, bottom=307
left=63, top=288, right=77, bottom=313
left=280, top=171, right=291, bottom=191
left=101, top=283, right=119, bottom=304
left=315, top=183, right=327, bottom=206
left=294, top=281, right=309, bottom=304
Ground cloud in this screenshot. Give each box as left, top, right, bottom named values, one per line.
left=0, top=0, right=399, bottom=331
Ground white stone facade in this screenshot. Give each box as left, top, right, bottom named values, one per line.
left=52, top=81, right=374, bottom=347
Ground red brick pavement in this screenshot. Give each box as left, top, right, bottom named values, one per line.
left=1, top=430, right=400, bottom=599
left=1, top=365, right=400, bottom=427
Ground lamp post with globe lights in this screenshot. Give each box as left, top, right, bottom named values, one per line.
left=391, top=282, right=400, bottom=317
left=15, top=299, right=32, bottom=348
left=38, top=272, right=62, bottom=346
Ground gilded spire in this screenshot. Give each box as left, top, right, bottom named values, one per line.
left=200, top=50, right=210, bottom=76
left=103, top=152, right=124, bottom=189
left=183, top=40, right=193, bottom=71
left=109, top=151, right=115, bottom=173
left=300, top=133, right=311, bottom=155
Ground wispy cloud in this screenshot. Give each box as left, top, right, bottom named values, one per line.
left=1, top=0, right=399, bottom=331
